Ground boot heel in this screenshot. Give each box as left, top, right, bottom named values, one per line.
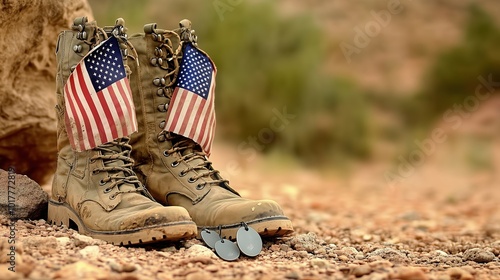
left=47, top=200, right=85, bottom=233
left=48, top=200, right=70, bottom=227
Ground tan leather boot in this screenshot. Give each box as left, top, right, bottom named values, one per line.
left=48, top=17, right=197, bottom=245
left=128, top=21, right=293, bottom=239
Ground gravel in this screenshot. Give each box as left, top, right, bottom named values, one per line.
left=0, top=166, right=499, bottom=279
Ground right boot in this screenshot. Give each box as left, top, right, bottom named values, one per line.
left=47, top=17, right=197, bottom=245
left=128, top=21, right=293, bottom=239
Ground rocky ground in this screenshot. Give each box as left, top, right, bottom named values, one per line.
left=1, top=144, right=500, bottom=280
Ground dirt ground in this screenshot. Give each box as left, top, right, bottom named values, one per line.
left=1, top=142, right=499, bottom=280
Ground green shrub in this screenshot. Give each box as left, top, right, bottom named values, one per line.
left=90, top=0, right=374, bottom=165
left=418, top=4, right=500, bottom=121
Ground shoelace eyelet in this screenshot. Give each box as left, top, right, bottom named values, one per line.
left=109, top=194, right=117, bottom=200
left=103, top=187, right=112, bottom=193
left=179, top=171, right=187, bottom=177
left=171, top=161, right=180, bottom=167
left=196, top=183, right=205, bottom=190
left=163, top=150, right=170, bottom=157
left=188, top=177, right=198, bottom=183
left=99, top=179, right=107, bottom=186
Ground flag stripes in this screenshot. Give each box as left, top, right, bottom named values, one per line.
left=63, top=37, right=137, bottom=152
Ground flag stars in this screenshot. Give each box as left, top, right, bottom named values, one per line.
left=82, top=37, right=127, bottom=91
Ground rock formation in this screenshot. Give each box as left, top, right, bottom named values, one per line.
left=0, top=0, right=93, bottom=184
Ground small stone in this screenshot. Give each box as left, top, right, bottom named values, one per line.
left=161, top=246, right=178, bottom=253
left=54, top=261, right=110, bottom=279
left=314, top=247, right=327, bottom=255
left=122, top=263, right=137, bottom=273
left=368, top=248, right=407, bottom=262
left=296, top=250, right=309, bottom=258
left=289, top=232, right=321, bottom=253
left=463, top=248, right=495, bottom=263
left=186, top=244, right=217, bottom=259
left=391, top=267, right=428, bottom=280
left=270, top=244, right=280, bottom=252
left=280, top=244, right=291, bottom=252
left=352, top=264, right=372, bottom=277
left=448, top=267, right=473, bottom=280
left=363, top=234, right=373, bottom=241
left=78, top=245, right=100, bottom=259
left=205, top=264, right=218, bottom=272
left=339, top=255, right=350, bottom=261
left=186, top=271, right=211, bottom=280
left=434, top=250, right=448, bottom=256
left=180, top=256, right=214, bottom=265
left=0, top=170, right=48, bottom=219
left=355, top=254, right=365, bottom=260
left=56, top=237, right=71, bottom=247
left=340, top=246, right=359, bottom=256
left=72, top=233, right=102, bottom=247
left=310, top=258, right=329, bottom=268
left=285, top=270, right=300, bottom=279
left=108, top=260, right=123, bottom=272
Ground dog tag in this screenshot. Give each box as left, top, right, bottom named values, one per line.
left=214, top=239, right=240, bottom=261
left=236, top=224, right=262, bottom=257
left=201, top=229, right=221, bottom=249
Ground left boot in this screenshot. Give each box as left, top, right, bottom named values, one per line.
left=128, top=21, right=293, bottom=239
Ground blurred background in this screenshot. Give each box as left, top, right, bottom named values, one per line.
left=88, top=0, right=500, bottom=192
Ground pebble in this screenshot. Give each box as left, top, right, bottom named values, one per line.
left=447, top=267, right=473, bottom=280
left=340, top=246, right=359, bottom=256
left=56, top=237, right=71, bottom=247
left=289, top=232, right=321, bottom=253
left=186, top=271, right=212, bottom=280
left=352, top=264, right=372, bottom=277
left=122, top=263, right=137, bottom=272
left=296, top=250, right=309, bottom=258
left=310, top=258, right=329, bottom=268
left=108, top=260, right=123, bottom=272
left=463, top=248, right=495, bottom=263
left=284, top=270, right=300, bottom=279
left=391, top=267, right=428, bottom=280
left=279, top=244, right=291, bottom=252
left=434, top=250, right=448, bottom=256
left=270, top=244, right=280, bottom=252
left=205, top=264, right=219, bottom=272
left=186, top=244, right=217, bottom=259
left=72, top=233, right=102, bottom=247
left=339, top=255, right=350, bottom=261
left=54, top=261, right=110, bottom=279
left=78, top=245, right=100, bottom=259
left=368, top=248, right=407, bottom=262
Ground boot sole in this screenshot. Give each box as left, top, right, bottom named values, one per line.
left=48, top=200, right=197, bottom=245
left=197, top=216, right=294, bottom=240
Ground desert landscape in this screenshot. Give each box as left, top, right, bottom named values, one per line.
left=1, top=0, right=499, bottom=279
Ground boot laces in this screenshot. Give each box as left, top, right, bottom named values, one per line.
left=162, top=132, right=230, bottom=189
left=90, top=137, right=145, bottom=198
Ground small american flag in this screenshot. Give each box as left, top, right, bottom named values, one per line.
left=165, top=43, right=216, bottom=156
left=64, top=36, right=137, bottom=152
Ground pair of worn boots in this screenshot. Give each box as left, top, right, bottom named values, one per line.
left=47, top=18, right=293, bottom=245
